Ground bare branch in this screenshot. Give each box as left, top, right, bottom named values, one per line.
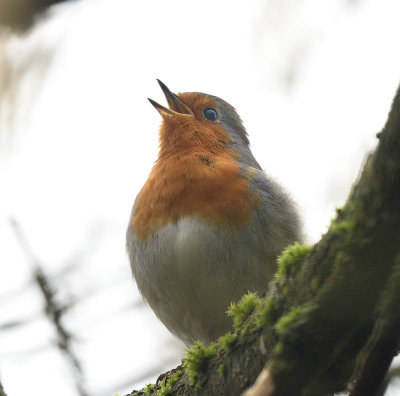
left=9, top=219, right=88, bottom=396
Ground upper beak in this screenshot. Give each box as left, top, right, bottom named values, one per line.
left=148, top=80, right=193, bottom=117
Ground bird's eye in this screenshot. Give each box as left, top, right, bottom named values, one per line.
left=203, top=107, right=218, bottom=121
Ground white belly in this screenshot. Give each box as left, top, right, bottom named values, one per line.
left=127, top=216, right=277, bottom=345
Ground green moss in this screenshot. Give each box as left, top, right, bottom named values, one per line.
left=271, top=342, right=290, bottom=373
left=183, top=341, right=216, bottom=386
left=217, top=363, right=225, bottom=376
left=276, top=242, right=312, bottom=279
left=156, top=379, right=171, bottom=396
left=218, top=331, right=237, bottom=352
left=334, top=251, right=351, bottom=272
left=144, top=383, right=155, bottom=394
left=274, top=306, right=306, bottom=335
left=311, top=275, right=319, bottom=290
left=167, top=369, right=183, bottom=385
left=254, top=298, right=279, bottom=329
left=155, top=370, right=183, bottom=396
left=227, top=292, right=261, bottom=332
left=156, top=379, right=169, bottom=396
left=273, top=342, right=284, bottom=356
left=331, top=220, right=355, bottom=234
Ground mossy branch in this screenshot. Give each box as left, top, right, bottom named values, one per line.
left=126, top=82, right=400, bottom=396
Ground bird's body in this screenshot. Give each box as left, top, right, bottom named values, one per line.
left=127, top=81, right=302, bottom=345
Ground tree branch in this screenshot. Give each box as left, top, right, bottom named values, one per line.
left=10, top=219, right=88, bottom=396
left=127, top=83, right=400, bottom=396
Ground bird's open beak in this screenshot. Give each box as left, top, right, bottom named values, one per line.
left=148, top=80, right=193, bottom=117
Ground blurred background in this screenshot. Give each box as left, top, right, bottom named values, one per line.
left=1, top=0, right=400, bottom=395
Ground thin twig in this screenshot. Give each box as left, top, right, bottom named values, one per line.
left=9, top=218, right=88, bottom=396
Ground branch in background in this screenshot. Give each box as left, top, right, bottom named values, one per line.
left=0, top=35, right=56, bottom=144
left=9, top=219, right=88, bottom=396
left=0, top=0, right=71, bottom=31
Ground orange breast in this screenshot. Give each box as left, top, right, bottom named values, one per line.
left=132, top=150, right=260, bottom=241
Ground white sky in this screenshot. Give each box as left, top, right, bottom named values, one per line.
left=1, top=0, right=400, bottom=395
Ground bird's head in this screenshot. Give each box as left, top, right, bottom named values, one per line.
left=148, top=80, right=249, bottom=157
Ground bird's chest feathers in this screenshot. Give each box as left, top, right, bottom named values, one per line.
left=132, top=151, right=260, bottom=241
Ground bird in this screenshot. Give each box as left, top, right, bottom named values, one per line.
left=126, top=80, right=303, bottom=346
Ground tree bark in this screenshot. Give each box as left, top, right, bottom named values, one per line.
left=126, top=82, right=400, bottom=396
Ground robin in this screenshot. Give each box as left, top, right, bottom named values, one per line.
left=126, top=80, right=303, bottom=346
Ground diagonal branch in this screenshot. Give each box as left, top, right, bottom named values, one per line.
left=127, top=83, right=400, bottom=396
